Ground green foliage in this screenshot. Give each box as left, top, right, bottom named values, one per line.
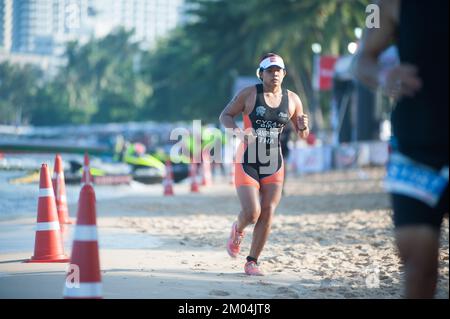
left=144, top=0, right=369, bottom=124
left=0, top=62, right=41, bottom=124
left=58, top=28, right=152, bottom=124
left=1, top=28, right=152, bottom=125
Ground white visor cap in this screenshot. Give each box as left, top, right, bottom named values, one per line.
left=259, top=56, right=285, bottom=70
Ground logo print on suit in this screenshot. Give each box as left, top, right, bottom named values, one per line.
left=256, top=106, right=266, bottom=117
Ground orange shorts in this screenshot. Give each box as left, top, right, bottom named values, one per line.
left=234, top=143, right=285, bottom=189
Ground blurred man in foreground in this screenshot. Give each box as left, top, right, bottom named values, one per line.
left=353, top=0, right=448, bottom=298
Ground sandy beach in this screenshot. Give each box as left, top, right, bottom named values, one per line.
left=0, top=167, right=448, bottom=299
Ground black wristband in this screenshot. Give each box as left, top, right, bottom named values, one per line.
left=299, top=126, right=308, bottom=132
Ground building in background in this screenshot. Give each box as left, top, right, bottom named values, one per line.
left=51, top=0, right=92, bottom=56
left=0, top=0, right=13, bottom=52
left=0, top=0, right=187, bottom=72
left=1, top=0, right=186, bottom=56
left=1, top=0, right=91, bottom=75
left=12, top=0, right=55, bottom=55
left=90, top=0, right=186, bottom=49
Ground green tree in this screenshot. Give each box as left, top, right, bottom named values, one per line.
left=57, top=28, right=152, bottom=124
left=144, top=0, right=369, bottom=126
left=0, top=62, right=41, bottom=125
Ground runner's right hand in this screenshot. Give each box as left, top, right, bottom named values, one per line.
left=379, top=64, right=423, bottom=100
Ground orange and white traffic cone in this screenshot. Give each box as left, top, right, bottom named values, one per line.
left=63, top=184, right=102, bottom=299
left=27, top=164, right=69, bottom=263
left=81, top=152, right=93, bottom=186
left=163, top=160, right=174, bottom=196
left=52, top=154, right=72, bottom=224
left=190, top=162, right=199, bottom=193
left=201, top=151, right=213, bottom=186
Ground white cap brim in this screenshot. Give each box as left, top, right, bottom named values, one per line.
left=259, top=56, right=285, bottom=70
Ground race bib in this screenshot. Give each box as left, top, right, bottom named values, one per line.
left=384, top=153, right=449, bottom=207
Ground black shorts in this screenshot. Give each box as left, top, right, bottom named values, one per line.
left=392, top=185, right=449, bottom=230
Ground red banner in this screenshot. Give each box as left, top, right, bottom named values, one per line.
left=313, top=55, right=338, bottom=91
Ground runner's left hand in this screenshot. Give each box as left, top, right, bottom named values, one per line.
left=297, top=114, right=308, bottom=131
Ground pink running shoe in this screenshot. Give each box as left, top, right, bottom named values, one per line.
left=226, top=221, right=244, bottom=258
left=244, top=261, right=264, bottom=276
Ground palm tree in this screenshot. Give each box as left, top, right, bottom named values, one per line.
left=145, top=0, right=369, bottom=124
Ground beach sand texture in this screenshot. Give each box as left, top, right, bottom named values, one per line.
left=0, top=167, right=448, bottom=299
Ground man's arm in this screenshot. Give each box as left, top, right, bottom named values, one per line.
left=353, top=0, right=422, bottom=99
left=352, top=0, right=398, bottom=89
